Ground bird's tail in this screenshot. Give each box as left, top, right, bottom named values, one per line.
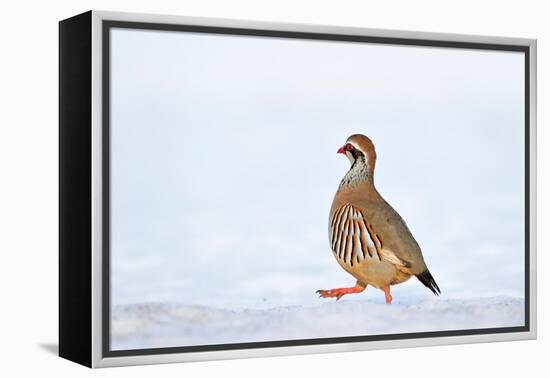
left=416, top=270, right=441, bottom=296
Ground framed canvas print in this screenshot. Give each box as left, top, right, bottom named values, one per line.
left=59, top=10, right=537, bottom=368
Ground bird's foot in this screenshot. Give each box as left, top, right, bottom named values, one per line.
left=316, top=284, right=365, bottom=301
left=383, top=286, right=392, bottom=304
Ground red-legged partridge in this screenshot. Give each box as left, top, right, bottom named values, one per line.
left=317, top=134, right=440, bottom=304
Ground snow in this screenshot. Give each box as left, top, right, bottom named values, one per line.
left=111, top=296, right=524, bottom=350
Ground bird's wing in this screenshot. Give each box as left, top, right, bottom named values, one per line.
left=329, top=204, right=412, bottom=270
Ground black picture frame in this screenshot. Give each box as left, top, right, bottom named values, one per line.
left=59, top=10, right=537, bottom=368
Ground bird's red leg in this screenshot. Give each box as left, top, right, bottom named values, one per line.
left=317, top=282, right=366, bottom=301
left=383, top=285, right=392, bottom=304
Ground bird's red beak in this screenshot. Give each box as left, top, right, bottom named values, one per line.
left=337, top=146, right=346, bottom=154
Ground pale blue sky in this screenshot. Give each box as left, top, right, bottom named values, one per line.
left=110, top=28, right=525, bottom=309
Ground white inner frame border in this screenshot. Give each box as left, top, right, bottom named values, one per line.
left=90, top=10, right=537, bottom=368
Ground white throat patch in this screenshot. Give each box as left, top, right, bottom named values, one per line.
left=344, top=150, right=355, bottom=164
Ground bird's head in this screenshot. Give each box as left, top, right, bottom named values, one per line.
left=337, top=134, right=377, bottom=187
left=337, top=134, right=377, bottom=168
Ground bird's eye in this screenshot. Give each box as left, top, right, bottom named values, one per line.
left=345, top=144, right=354, bottom=151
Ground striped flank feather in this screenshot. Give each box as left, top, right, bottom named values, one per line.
left=329, top=204, right=383, bottom=266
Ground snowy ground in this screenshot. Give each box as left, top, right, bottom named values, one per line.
left=111, top=296, right=524, bottom=351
